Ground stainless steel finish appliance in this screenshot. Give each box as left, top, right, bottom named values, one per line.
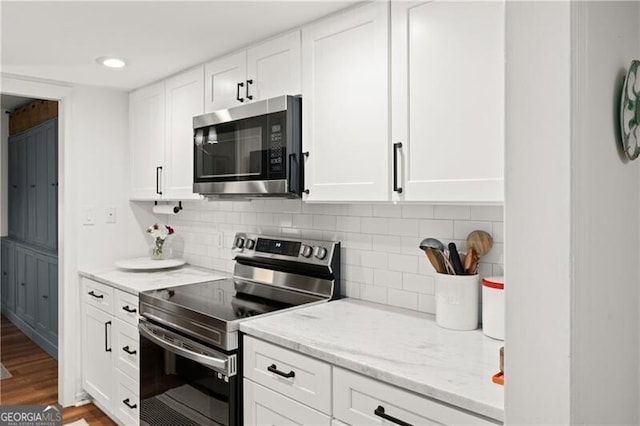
left=193, top=95, right=303, bottom=198
left=138, top=232, right=340, bottom=426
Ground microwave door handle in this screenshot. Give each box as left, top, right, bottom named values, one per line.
left=138, top=322, right=228, bottom=372
left=288, top=153, right=295, bottom=193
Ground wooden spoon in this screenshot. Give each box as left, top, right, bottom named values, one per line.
left=464, top=230, right=493, bottom=274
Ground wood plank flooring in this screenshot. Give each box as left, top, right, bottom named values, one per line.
left=0, top=315, right=116, bottom=425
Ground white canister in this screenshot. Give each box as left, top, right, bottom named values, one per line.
left=435, top=273, right=479, bottom=330
left=482, top=276, right=505, bottom=340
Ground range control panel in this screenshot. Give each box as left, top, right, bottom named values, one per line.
left=232, top=233, right=334, bottom=263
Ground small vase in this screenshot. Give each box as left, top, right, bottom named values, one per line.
left=151, top=238, right=165, bottom=260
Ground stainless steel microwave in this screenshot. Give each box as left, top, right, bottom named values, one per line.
left=192, top=95, right=302, bottom=198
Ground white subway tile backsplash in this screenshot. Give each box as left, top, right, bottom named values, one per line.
left=470, top=206, right=504, bottom=221
left=389, top=218, right=419, bottom=237
left=402, top=204, right=435, bottom=219
left=419, top=219, right=454, bottom=240
left=373, top=204, right=403, bottom=218
left=361, top=217, right=389, bottom=234
left=360, top=285, right=388, bottom=304
left=387, top=253, right=418, bottom=273
left=387, top=289, right=419, bottom=310
left=166, top=200, right=503, bottom=315
left=373, top=269, right=402, bottom=289
left=434, top=205, right=471, bottom=220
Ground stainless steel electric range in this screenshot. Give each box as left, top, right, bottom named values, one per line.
left=137, top=232, right=340, bottom=426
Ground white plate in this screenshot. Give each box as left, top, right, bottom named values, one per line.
left=115, top=257, right=186, bottom=271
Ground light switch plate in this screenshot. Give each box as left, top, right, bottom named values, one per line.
left=105, top=207, right=117, bottom=223
left=83, top=208, right=95, bottom=225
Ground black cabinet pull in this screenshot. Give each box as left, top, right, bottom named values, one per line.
left=88, top=291, right=103, bottom=299
left=30, top=184, right=36, bottom=188
left=20, top=282, right=25, bottom=287
left=246, top=79, right=253, bottom=100
left=155, top=166, right=163, bottom=195
left=122, top=305, right=137, bottom=313
left=122, top=398, right=137, bottom=409
left=104, top=321, right=112, bottom=352
left=267, top=364, right=295, bottom=378
left=393, top=142, right=403, bottom=194
left=3, top=271, right=7, bottom=276
left=122, top=346, right=137, bottom=355
left=236, top=82, right=245, bottom=102
left=374, top=405, right=412, bottom=426
left=42, top=294, right=48, bottom=299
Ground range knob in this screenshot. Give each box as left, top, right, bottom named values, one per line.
left=246, top=239, right=255, bottom=250
left=234, top=236, right=245, bottom=249
left=314, top=246, right=328, bottom=260
left=301, top=245, right=313, bottom=258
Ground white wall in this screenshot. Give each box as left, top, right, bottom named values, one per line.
left=166, top=201, right=504, bottom=313
left=504, top=2, right=572, bottom=423
left=62, top=86, right=155, bottom=402
left=0, top=109, right=7, bottom=236
left=506, top=1, right=640, bottom=424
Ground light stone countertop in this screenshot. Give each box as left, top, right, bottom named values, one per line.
left=240, top=298, right=504, bottom=422
left=78, top=264, right=229, bottom=295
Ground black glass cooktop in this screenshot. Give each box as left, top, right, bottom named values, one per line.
left=142, top=278, right=291, bottom=322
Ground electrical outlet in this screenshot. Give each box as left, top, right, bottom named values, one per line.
left=105, top=207, right=117, bottom=223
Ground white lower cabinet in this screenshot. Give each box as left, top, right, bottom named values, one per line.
left=243, top=336, right=500, bottom=426
left=244, top=380, right=331, bottom=426
left=82, top=278, right=139, bottom=425
left=333, top=368, right=497, bottom=426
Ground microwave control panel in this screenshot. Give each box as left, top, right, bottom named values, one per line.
left=268, top=113, right=286, bottom=174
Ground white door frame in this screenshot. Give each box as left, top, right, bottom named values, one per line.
left=1, top=74, right=77, bottom=406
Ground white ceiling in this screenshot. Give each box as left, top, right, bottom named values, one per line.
left=1, top=1, right=359, bottom=91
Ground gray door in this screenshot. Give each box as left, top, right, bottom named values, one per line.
left=47, top=120, right=58, bottom=251
left=1, top=239, right=15, bottom=312
left=15, top=246, right=36, bottom=327
left=35, top=254, right=50, bottom=337
left=8, top=134, right=27, bottom=240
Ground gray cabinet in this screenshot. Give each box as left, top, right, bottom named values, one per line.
left=3, top=239, right=58, bottom=358
left=8, top=119, right=58, bottom=251
left=1, top=239, right=16, bottom=312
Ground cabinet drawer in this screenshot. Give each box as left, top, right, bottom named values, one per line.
left=244, top=379, right=330, bottom=426
left=83, top=278, right=113, bottom=315
left=114, top=319, right=139, bottom=379
left=243, top=336, right=331, bottom=415
left=115, top=369, right=139, bottom=426
left=114, top=289, right=139, bottom=326
left=333, top=368, right=498, bottom=425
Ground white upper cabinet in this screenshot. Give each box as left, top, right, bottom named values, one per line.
left=247, top=31, right=301, bottom=101
left=391, top=1, right=505, bottom=203
left=164, top=67, right=204, bottom=199
left=129, top=82, right=165, bottom=200
left=130, top=68, right=204, bottom=200
left=204, top=31, right=301, bottom=113
left=204, top=51, right=247, bottom=113
left=302, top=2, right=390, bottom=202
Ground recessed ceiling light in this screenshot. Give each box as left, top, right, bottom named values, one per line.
left=96, top=57, right=126, bottom=68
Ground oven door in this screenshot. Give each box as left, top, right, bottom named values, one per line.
left=139, top=319, right=238, bottom=426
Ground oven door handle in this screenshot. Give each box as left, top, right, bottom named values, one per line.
left=138, top=321, right=229, bottom=373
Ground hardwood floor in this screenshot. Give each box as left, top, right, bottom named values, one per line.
left=0, top=315, right=116, bottom=425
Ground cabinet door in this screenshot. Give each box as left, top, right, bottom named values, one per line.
left=46, top=120, right=58, bottom=250
left=8, top=134, right=26, bottom=240
left=164, top=67, right=204, bottom=199
left=25, top=130, right=38, bottom=244
left=130, top=82, right=165, bottom=200
left=247, top=31, right=301, bottom=101
left=9, top=134, right=28, bottom=240
left=302, top=2, right=390, bottom=202
left=34, top=253, right=57, bottom=347
left=244, top=380, right=331, bottom=426
left=1, top=240, right=15, bottom=312
left=15, top=246, right=36, bottom=327
left=204, top=51, right=247, bottom=113
left=30, top=121, right=57, bottom=248
left=83, top=303, right=114, bottom=412
left=391, top=1, right=504, bottom=203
